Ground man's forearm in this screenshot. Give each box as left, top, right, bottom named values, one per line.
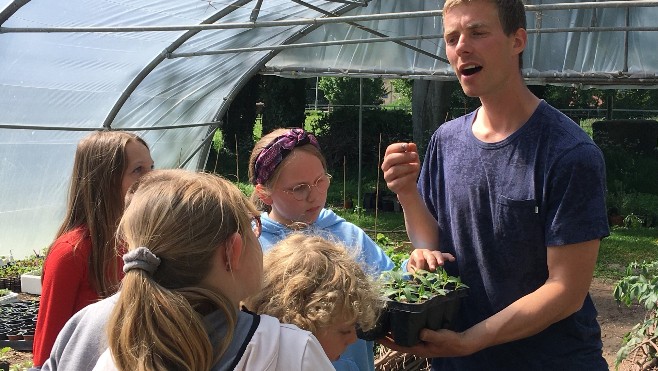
left=398, top=191, right=439, bottom=251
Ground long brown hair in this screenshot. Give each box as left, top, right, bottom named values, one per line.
left=108, top=170, right=260, bottom=371
left=44, top=130, right=148, bottom=297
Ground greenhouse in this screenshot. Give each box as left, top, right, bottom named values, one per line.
left=1, top=0, right=658, bottom=258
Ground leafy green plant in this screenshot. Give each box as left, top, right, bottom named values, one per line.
left=380, top=268, right=467, bottom=304
left=9, top=361, right=33, bottom=371
left=0, top=255, right=44, bottom=279
left=376, top=233, right=409, bottom=270
left=613, top=260, right=658, bottom=369
left=0, top=347, right=9, bottom=361
left=623, top=213, right=645, bottom=229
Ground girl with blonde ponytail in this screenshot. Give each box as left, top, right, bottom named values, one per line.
left=89, top=169, right=332, bottom=371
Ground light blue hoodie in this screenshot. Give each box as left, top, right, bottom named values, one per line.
left=258, top=208, right=394, bottom=371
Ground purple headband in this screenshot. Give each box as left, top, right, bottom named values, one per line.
left=253, top=128, right=320, bottom=185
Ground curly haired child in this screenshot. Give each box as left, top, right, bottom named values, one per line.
left=244, top=233, right=384, bottom=363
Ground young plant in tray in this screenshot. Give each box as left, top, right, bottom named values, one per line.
left=381, top=268, right=467, bottom=303
left=360, top=267, right=469, bottom=347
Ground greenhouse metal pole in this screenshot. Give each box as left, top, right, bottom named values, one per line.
left=5, top=1, right=658, bottom=34
left=623, top=6, right=630, bottom=73
left=315, top=77, right=319, bottom=111
left=358, top=78, right=363, bottom=210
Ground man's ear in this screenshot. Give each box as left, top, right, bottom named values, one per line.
left=255, top=184, right=273, bottom=206
left=224, top=232, right=244, bottom=271
left=512, top=27, right=527, bottom=53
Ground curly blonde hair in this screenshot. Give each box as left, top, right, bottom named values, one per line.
left=244, top=233, right=383, bottom=334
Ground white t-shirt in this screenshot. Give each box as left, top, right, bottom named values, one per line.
left=92, top=314, right=333, bottom=371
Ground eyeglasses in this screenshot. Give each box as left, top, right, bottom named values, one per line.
left=282, top=173, right=332, bottom=201
left=250, top=215, right=262, bottom=238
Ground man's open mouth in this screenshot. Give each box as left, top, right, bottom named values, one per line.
left=461, top=65, right=483, bottom=76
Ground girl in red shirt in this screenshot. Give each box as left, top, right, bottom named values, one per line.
left=33, top=131, right=154, bottom=367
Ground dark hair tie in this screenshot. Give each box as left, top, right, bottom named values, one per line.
left=123, top=247, right=161, bottom=275
left=253, top=128, right=319, bottom=185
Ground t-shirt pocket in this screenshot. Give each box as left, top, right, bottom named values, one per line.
left=494, top=195, right=542, bottom=244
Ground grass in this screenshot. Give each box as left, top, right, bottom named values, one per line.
left=334, top=208, right=407, bottom=238
left=596, top=227, right=658, bottom=279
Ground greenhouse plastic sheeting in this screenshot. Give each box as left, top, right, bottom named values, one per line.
left=1, top=0, right=658, bottom=258
left=267, top=0, right=658, bottom=87
left=0, top=0, right=348, bottom=257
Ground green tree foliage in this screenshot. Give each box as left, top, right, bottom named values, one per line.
left=544, top=85, right=605, bottom=109
left=448, top=84, right=480, bottom=119
left=309, top=107, right=412, bottom=174
left=542, top=86, right=658, bottom=119
left=614, top=89, right=658, bottom=113
left=391, top=79, right=412, bottom=100
left=260, top=76, right=307, bottom=133
left=318, top=77, right=386, bottom=106
left=221, top=75, right=260, bottom=155
left=390, top=79, right=413, bottom=109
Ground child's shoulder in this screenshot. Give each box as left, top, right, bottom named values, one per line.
left=316, top=209, right=362, bottom=232
left=47, top=227, right=92, bottom=263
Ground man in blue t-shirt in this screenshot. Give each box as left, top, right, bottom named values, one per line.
left=380, top=0, right=610, bottom=370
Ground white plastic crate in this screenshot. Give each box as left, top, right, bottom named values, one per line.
left=20, top=271, right=42, bottom=295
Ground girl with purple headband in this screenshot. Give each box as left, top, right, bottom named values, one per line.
left=248, top=128, right=394, bottom=371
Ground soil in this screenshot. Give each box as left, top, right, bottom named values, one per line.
left=1, top=278, right=650, bottom=370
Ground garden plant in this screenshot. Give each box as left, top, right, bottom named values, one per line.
left=614, top=260, right=658, bottom=370
left=380, top=268, right=467, bottom=304
left=360, top=265, right=468, bottom=348
left=0, top=347, right=10, bottom=371
left=0, top=254, right=43, bottom=293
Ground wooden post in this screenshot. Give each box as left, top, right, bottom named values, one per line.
left=235, top=134, right=239, bottom=183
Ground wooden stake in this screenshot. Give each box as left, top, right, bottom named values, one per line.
left=235, top=134, right=239, bottom=183
left=343, top=156, right=347, bottom=209
left=375, top=132, right=381, bottom=236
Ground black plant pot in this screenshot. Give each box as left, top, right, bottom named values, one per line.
left=356, top=306, right=390, bottom=341
left=0, top=361, right=8, bottom=371
left=367, top=287, right=468, bottom=347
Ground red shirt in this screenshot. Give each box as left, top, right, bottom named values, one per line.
left=32, top=226, right=123, bottom=366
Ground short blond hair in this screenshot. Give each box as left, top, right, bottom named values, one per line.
left=245, top=233, right=383, bottom=333
left=443, top=0, right=527, bottom=68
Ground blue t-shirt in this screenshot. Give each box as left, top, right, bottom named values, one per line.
left=418, top=101, right=610, bottom=370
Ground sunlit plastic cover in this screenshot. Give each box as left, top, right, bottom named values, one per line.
left=1, top=0, right=657, bottom=257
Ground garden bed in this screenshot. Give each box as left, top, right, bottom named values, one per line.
left=0, top=299, right=38, bottom=352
